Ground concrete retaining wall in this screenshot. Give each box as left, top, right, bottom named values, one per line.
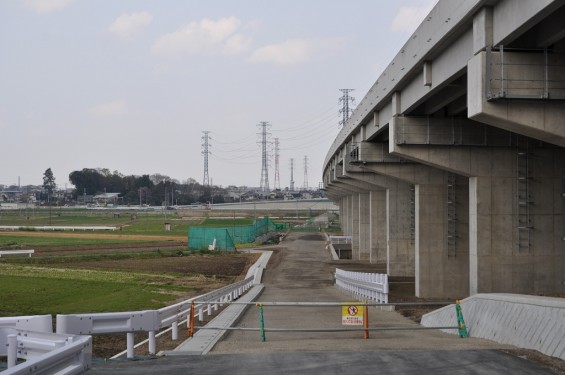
left=421, top=294, right=565, bottom=360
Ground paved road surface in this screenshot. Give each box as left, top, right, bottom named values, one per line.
left=89, top=232, right=559, bottom=374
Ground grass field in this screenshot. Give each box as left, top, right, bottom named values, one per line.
left=0, top=209, right=263, bottom=318
left=0, top=264, right=191, bottom=315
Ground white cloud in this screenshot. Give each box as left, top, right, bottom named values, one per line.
left=390, top=1, right=437, bottom=33
left=249, top=38, right=344, bottom=66
left=151, top=17, right=251, bottom=57
left=22, top=0, right=74, bottom=13
left=109, top=11, right=153, bottom=40
left=88, top=100, right=128, bottom=117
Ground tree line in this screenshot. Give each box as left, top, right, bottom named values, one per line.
left=64, top=168, right=228, bottom=206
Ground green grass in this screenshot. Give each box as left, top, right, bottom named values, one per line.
left=0, top=265, right=189, bottom=316
left=0, top=235, right=154, bottom=248
left=3, top=249, right=185, bottom=265
left=201, top=218, right=254, bottom=227
left=0, top=210, right=193, bottom=237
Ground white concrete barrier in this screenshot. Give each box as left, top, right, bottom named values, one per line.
left=421, top=293, right=565, bottom=360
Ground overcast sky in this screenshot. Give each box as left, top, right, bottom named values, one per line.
left=0, top=0, right=437, bottom=190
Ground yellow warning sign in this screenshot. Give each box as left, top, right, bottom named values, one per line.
left=342, top=303, right=364, bottom=325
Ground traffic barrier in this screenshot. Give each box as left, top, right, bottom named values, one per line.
left=192, top=300, right=460, bottom=342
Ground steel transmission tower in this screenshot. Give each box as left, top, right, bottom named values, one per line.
left=257, top=122, right=271, bottom=192
left=303, top=155, right=309, bottom=190
left=339, top=89, right=355, bottom=127
left=289, top=158, right=295, bottom=191
left=201, top=131, right=211, bottom=186
left=274, top=138, right=280, bottom=190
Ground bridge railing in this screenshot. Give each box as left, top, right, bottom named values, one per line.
left=0, top=315, right=92, bottom=374
left=55, top=275, right=255, bottom=358
left=335, top=268, right=389, bottom=304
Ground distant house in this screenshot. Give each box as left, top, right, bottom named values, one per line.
left=93, top=192, right=120, bottom=206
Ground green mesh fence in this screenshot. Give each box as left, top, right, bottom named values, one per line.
left=188, top=216, right=287, bottom=251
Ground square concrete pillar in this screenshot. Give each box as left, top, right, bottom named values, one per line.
left=386, top=184, right=415, bottom=277
left=351, top=194, right=360, bottom=258
left=359, top=193, right=371, bottom=261
left=415, top=172, right=470, bottom=299
left=370, top=190, right=387, bottom=264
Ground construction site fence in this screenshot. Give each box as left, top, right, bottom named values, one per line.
left=188, top=216, right=287, bottom=251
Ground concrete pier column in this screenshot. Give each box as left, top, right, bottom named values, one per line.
left=387, top=184, right=414, bottom=277
left=370, top=189, right=387, bottom=263
left=351, top=194, right=360, bottom=258
left=359, top=193, right=371, bottom=260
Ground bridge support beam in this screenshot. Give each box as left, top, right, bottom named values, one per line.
left=390, top=116, right=565, bottom=296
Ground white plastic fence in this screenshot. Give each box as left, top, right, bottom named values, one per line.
left=328, top=236, right=352, bottom=244
left=0, top=226, right=118, bottom=232
left=0, top=250, right=34, bottom=258
left=335, top=268, right=389, bottom=303
left=56, top=275, right=255, bottom=359
left=0, top=316, right=91, bottom=374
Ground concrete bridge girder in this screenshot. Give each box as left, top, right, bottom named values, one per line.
left=468, top=50, right=565, bottom=148
left=323, top=0, right=565, bottom=298
left=388, top=116, right=565, bottom=295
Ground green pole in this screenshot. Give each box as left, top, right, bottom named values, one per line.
left=258, top=304, right=266, bottom=342
left=456, top=300, right=469, bottom=338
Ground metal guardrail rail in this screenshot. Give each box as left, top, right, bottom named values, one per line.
left=0, top=315, right=91, bottom=374
left=0, top=226, right=119, bottom=232
left=56, top=276, right=255, bottom=359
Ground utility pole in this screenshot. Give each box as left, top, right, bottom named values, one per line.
left=257, top=122, right=271, bottom=192
left=303, top=155, right=309, bottom=190
left=202, top=131, right=211, bottom=186
left=289, top=158, right=295, bottom=192
left=274, top=138, right=280, bottom=190
left=339, top=89, right=355, bottom=128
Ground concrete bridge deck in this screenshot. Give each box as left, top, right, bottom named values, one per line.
left=88, top=232, right=558, bottom=374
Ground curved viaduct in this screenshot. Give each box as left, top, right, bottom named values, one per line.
left=323, top=0, right=565, bottom=299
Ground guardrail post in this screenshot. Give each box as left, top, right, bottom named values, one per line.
left=126, top=332, right=135, bottom=359
left=148, top=331, right=156, bottom=354
left=364, top=304, right=369, bottom=339
left=172, top=321, right=178, bottom=340
left=7, top=334, right=17, bottom=368
left=257, top=304, right=266, bottom=342
left=187, top=301, right=195, bottom=337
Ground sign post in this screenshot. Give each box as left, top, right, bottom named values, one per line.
left=342, top=303, right=369, bottom=338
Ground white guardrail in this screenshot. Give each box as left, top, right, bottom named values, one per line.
left=0, top=316, right=91, bottom=374
left=0, top=250, right=34, bottom=258
left=0, top=226, right=118, bottom=232
left=1, top=261, right=260, bottom=372
left=335, top=268, right=389, bottom=304
left=56, top=276, right=255, bottom=359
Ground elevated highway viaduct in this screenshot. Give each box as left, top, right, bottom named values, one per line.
left=323, top=0, right=565, bottom=299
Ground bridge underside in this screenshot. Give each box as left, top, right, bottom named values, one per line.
left=323, top=0, right=565, bottom=299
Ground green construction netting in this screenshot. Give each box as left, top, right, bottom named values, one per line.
left=188, top=216, right=288, bottom=251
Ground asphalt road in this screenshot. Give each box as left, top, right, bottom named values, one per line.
left=89, top=232, right=560, bottom=374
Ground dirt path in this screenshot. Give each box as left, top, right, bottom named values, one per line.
left=211, top=232, right=513, bottom=354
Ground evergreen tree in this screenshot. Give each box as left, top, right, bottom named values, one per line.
left=42, top=168, right=56, bottom=203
